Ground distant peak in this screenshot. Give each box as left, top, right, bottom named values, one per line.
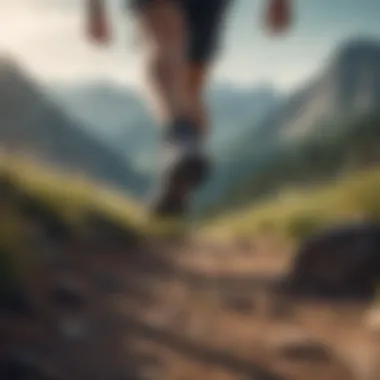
left=0, top=55, right=23, bottom=77
left=334, top=36, right=380, bottom=61
left=341, top=36, right=380, bottom=50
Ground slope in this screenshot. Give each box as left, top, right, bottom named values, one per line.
left=0, top=58, right=149, bottom=197
left=195, top=37, right=380, bottom=215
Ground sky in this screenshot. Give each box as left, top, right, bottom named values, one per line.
left=1, top=0, right=380, bottom=94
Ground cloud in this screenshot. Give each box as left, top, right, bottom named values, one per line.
left=0, top=0, right=142, bottom=87
left=2, top=0, right=377, bottom=92
left=0, top=0, right=313, bottom=91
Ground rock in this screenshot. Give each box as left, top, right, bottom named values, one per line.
left=0, top=288, right=35, bottom=319
left=59, top=316, right=90, bottom=340
left=93, top=273, right=126, bottom=294
left=49, top=279, right=86, bottom=312
left=221, top=293, right=255, bottom=314
left=265, top=296, right=295, bottom=321
left=0, top=351, right=59, bottom=380
left=283, top=222, right=380, bottom=300
left=236, top=237, right=256, bottom=255
left=276, top=339, right=333, bottom=364
left=135, top=354, right=163, bottom=380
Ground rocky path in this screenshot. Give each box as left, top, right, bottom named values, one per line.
left=1, top=230, right=379, bottom=380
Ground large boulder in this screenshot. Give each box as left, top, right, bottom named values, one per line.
left=283, top=222, right=380, bottom=300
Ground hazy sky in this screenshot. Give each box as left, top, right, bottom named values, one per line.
left=1, top=0, right=380, bottom=93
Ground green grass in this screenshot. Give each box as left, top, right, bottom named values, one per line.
left=0, top=153, right=190, bottom=297
left=205, top=165, right=380, bottom=241
left=0, top=155, right=143, bottom=229
left=0, top=154, right=189, bottom=239
left=2, top=154, right=380, bottom=246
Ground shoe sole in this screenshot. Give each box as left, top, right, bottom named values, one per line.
left=151, top=154, right=210, bottom=217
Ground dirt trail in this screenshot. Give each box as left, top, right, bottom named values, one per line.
left=1, top=233, right=379, bottom=380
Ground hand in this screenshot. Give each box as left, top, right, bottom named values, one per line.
left=86, top=0, right=111, bottom=45
left=265, top=0, right=292, bottom=35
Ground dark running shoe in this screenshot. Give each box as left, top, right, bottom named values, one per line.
left=150, top=118, right=210, bottom=217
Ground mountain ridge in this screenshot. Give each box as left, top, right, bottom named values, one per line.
left=194, top=37, right=380, bottom=216
left=0, top=58, right=149, bottom=198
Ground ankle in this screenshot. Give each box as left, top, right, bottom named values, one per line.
left=166, top=115, right=202, bottom=142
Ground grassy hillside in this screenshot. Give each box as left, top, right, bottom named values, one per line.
left=0, top=154, right=143, bottom=295
left=0, top=155, right=190, bottom=308
left=205, top=165, right=380, bottom=241
left=0, top=155, right=144, bottom=231
left=0, top=153, right=192, bottom=234
left=204, top=113, right=380, bottom=218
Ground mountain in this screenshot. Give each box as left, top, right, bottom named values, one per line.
left=48, top=81, right=279, bottom=176
left=194, top=37, right=380, bottom=216
left=225, top=37, right=380, bottom=153
left=265, top=37, right=380, bottom=141
left=0, top=58, right=149, bottom=197
left=205, top=82, right=280, bottom=149
left=49, top=81, right=154, bottom=146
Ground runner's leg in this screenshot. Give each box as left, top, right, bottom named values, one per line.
left=183, top=0, right=232, bottom=137
left=185, top=63, right=210, bottom=138
left=133, top=0, right=191, bottom=126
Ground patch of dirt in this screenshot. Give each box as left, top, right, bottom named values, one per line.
left=1, top=229, right=378, bottom=380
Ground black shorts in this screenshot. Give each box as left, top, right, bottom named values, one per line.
left=129, top=0, right=232, bottom=63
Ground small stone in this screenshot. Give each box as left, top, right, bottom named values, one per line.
left=50, top=279, right=86, bottom=312
left=59, top=316, right=89, bottom=340
left=277, top=340, right=333, bottom=364
left=0, top=351, right=59, bottom=380
left=221, top=294, right=255, bottom=314
left=93, top=273, right=125, bottom=294
left=0, top=288, right=35, bottom=319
